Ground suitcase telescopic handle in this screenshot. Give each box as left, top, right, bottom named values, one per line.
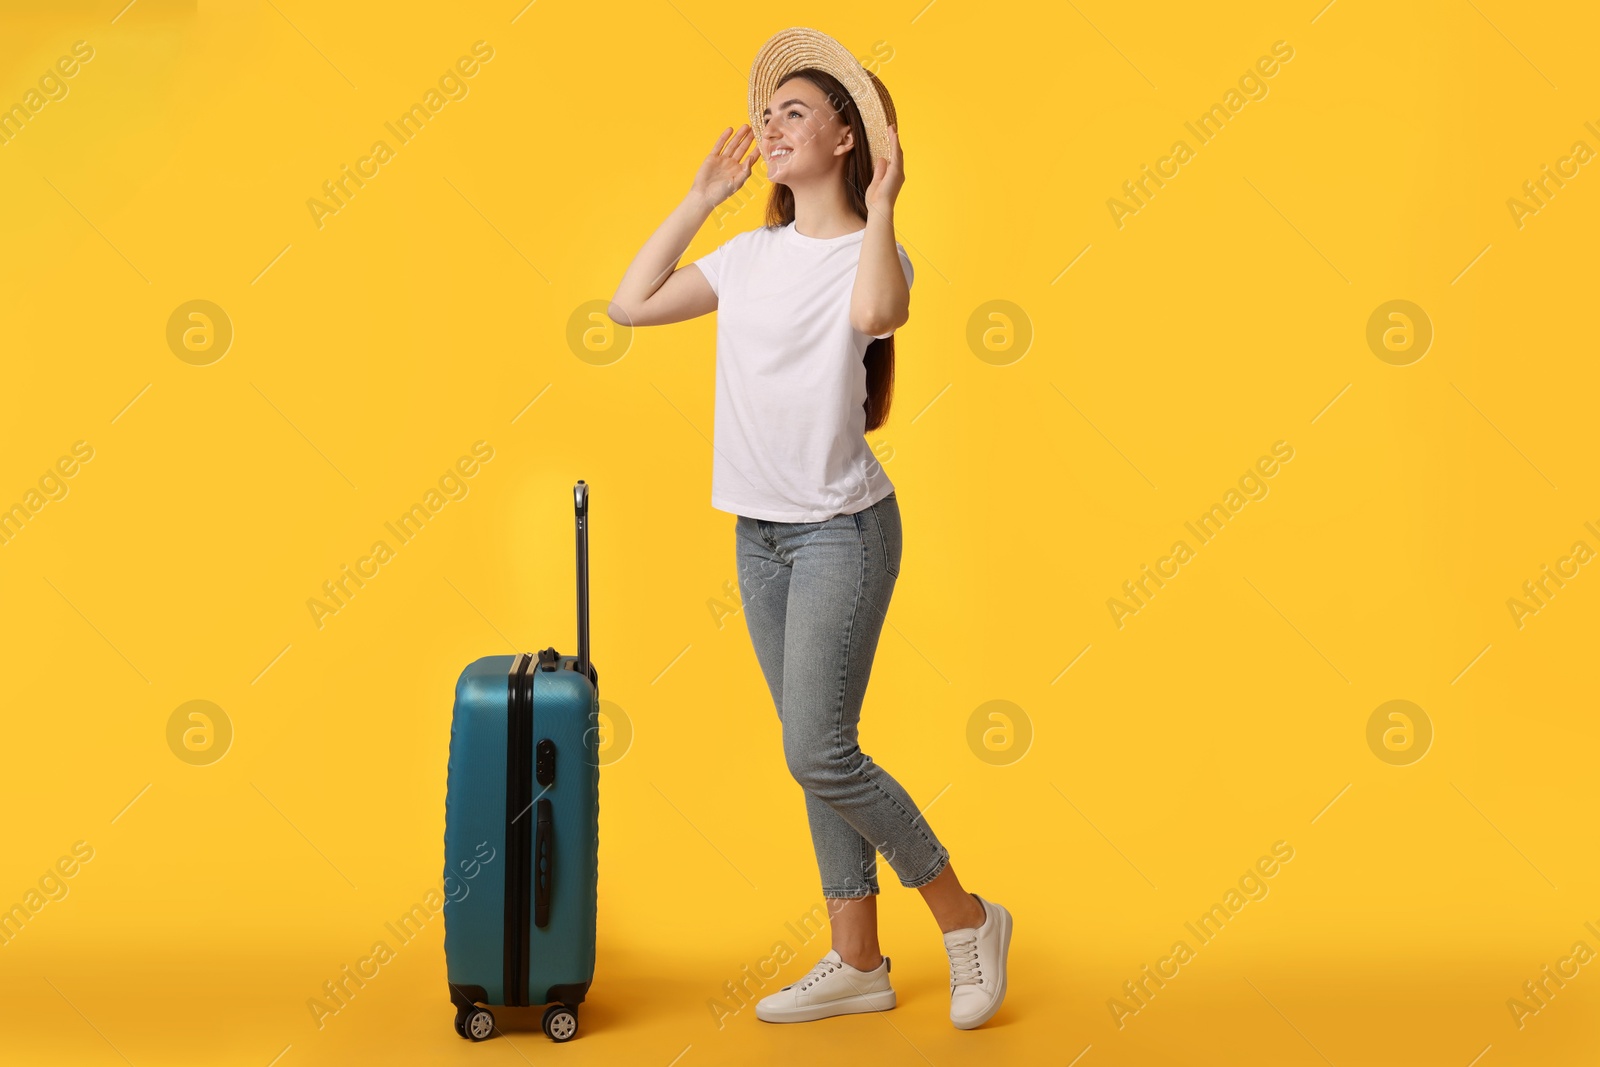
left=573, top=480, right=590, bottom=679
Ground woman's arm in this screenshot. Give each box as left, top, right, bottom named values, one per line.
left=608, top=125, right=757, bottom=328
left=851, top=125, right=910, bottom=337
left=607, top=193, right=717, bottom=327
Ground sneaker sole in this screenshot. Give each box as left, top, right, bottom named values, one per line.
left=953, top=905, right=1012, bottom=1031
left=756, top=988, right=897, bottom=1023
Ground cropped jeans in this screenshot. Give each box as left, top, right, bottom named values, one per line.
left=734, top=491, right=951, bottom=899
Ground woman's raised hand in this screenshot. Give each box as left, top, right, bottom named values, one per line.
left=691, top=124, right=758, bottom=211
left=864, top=124, right=904, bottom=216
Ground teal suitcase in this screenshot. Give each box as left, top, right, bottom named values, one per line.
left=443, top=480, right=600, bottom=1043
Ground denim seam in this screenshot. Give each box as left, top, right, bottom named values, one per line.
left=735, top=519, right=762, bottom=616
left=855, top=756, right=938, bottom=854
left=831, top=512, right=865, bottom=813
left=822, top=885, right=881, bottom=899
left=859, top=831, right=878, bottom=893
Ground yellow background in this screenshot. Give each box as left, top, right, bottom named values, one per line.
left=2, top=0, right=1596, bottom=1064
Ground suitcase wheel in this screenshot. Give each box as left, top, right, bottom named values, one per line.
left=542, top=1004, right=578, bottom=1042
left=456, top=1006, right=495, bottom=1041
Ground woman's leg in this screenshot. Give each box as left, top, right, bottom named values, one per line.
left=770, top=495, right=952, bottom=901
left=824, top=894, right=881, bottom=969
left=917, top=861, right=986, bottom=932
left=744, top=500, right=1010, bottom=1030
left=736, top=514, right=886, bottom=968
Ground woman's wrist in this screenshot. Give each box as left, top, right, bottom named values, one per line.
left=684, top=190, right=717, bottom=217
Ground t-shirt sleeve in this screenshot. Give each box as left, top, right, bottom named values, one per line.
left=690, top=237, right=729, bottom=297
left=870, top=243, right=914, bottom=339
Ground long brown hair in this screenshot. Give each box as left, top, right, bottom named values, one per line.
left=762, top=67, right=896, bottom=432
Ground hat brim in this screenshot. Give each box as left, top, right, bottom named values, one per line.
left=748, top=27, right=896, bottom=163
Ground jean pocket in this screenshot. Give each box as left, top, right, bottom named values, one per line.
left=873, top=496, right=902, bottom=578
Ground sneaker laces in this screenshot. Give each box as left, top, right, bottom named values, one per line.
left=947, top=933, right=982, bottom=987
left=795, top=956, right=841, bottom=991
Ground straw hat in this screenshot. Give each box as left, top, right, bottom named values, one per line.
left=747, top=27, right=898, bottom=162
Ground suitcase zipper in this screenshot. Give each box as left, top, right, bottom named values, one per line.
left=506, top=483, right=592, bottom=1010
left=503, top=652, right=534, bottom=1007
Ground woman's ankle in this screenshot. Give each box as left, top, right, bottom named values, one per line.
left=835, top=946, right=885, bottom=971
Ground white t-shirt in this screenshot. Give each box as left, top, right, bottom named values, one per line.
left=691, top=220, right=914, bottom=522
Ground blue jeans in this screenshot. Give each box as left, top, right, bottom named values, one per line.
left=735, top=492, right=951, bottom=899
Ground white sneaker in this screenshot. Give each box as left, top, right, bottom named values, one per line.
left=755, top=949, right=896, bottom=1023
left=943, top=894, right=1012, bottom=1029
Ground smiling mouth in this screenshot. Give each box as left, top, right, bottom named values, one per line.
left=768, top=147, right=794, bottom=160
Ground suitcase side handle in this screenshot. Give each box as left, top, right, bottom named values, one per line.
left=533, top=797, right=553, bottom=928
left=573, top=480, right=590, bottom=680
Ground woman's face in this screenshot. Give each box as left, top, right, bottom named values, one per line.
left=759, top=77, right=853, bottom=182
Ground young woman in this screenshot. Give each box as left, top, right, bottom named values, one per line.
left=608, top=32, right=1011, bottom=1031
